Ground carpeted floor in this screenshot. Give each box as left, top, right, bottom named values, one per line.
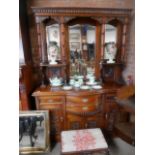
left=26, top=137, right=135, bottom=155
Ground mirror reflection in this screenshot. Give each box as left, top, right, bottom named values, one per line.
left=46, top=24, right=61, bottom=64
left=104, top=24, right=117, bottom=63
left=68, top=24, right=96, bottom=87
left=69, top=24, right=96, bottom=78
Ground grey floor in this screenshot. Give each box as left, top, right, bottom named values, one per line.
left=27, top=137, right=135, bottom=155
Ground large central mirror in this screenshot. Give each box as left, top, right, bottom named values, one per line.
left=69, top=24, right=96, bottom=79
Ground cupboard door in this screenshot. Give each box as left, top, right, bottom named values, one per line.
left=66, top=114, right=84, bottom=130
left=104, top=93, right=118, bottom=131
left=86, top=113, right=103, bottom=128
left=37, top=96, right=65, bottom=141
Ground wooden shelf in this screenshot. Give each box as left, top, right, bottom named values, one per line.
left=102, top=62, right=124, bottom=66
left=40, top=63, right=66, bottom=67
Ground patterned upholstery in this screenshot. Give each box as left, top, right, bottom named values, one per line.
left=61, top=128, right=108, bottom=154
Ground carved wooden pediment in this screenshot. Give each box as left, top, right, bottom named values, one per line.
left=32, top=7, right=131, bottom=17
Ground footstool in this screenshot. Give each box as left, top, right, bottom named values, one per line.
left=61, top=128, right=109, bottom=155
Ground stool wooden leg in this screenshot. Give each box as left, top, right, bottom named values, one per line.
left=105, top=149, right=110, bottom=155
left=100, top=149, right=110, bottom=155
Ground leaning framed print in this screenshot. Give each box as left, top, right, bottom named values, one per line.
left=19, top=110, right=50, bottom=154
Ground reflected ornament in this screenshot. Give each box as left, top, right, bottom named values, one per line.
left=47, top=41, right=60, bottom=64
left=104, top=42, right=117, bottom=63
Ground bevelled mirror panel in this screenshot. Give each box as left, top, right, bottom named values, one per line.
left=104, top=24, right=117, bottom=63
left=69, top=24, right=96, bottom=78
left=46, top=24, right=61, bottom=64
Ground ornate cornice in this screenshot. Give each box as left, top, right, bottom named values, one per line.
left=32, top=7, right=132, bottom=17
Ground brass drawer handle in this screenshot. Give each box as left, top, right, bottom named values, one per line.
left=48, top=99, right=53, bottom=103
left=82, top=98, right=88, bottom=103
left=82, top=106, right=88, bottom=110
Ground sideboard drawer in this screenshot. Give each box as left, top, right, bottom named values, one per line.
left=66, top=103, right=98, bottom=113
left=38, top=96, right=65, bottom=104
left=66, top=95, right=101, bottom=113
left=39, top=103, right=63, bottom=110
left=66, top=95, right=100, bottom=105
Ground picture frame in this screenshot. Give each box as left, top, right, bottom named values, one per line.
left=70, top=42, right=81, bottom=50
left=70, top=33, right=80, bottom=42
left=19, top=110, right=50, bottom=154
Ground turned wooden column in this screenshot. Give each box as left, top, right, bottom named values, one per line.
left=121, top=17, right=129, bottom=62
left=95, top=24, right=101, bottom=80
left=60, top=17, right=69, bottom=80
left=60, top=18, right=67, bottom=63
left=101, top=18, right=106, bottom=59
left=35, top=16, right=48, bottom=64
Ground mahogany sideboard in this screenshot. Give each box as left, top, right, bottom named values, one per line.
left=31, top=6, right=132, bottom=141
left=32, top=82, right=122, bottom=141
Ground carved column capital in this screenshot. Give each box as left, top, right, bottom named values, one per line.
left=50, top=16, right=61, bottom=24
left=91, top=17, right=105, bottom=24
left=63, top=16, right=76, bottom=24
left=35, top=16, right=49, bottom=24
left=124, top=17, right=129, bottom=24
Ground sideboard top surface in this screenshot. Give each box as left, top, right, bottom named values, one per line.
left=32, top=82, right=123, bottom=97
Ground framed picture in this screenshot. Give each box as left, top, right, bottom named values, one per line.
left=70, top=42, right=81, bottom=50
left=19, top=110, right=50, bottom=154
left=70, top=33, right=80, bottom=42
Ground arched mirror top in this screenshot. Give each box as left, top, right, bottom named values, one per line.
left=42, top=17, right=60, bottom=25
left=106, top=18, right=123, bottom=26
left=67, top=17, right=100, bottom=26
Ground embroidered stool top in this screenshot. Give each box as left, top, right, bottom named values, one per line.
left=61, top=128, right=108, bottom=154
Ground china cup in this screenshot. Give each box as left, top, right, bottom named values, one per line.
left=88, top=76, right=95, bottom=84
